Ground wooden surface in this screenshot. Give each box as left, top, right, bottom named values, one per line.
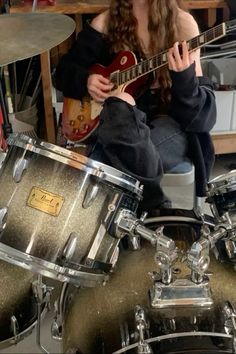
left=212, top=133, right=236, bottom=155
left=10, top=0, right=229, bottom=28
left=10, top=0, right=230, bottom=149
left=10, top=0, right=227, bottom=14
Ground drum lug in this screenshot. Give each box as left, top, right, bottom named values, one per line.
left=32, top=275, right=53, bottom=354
left=13, top=157, right=29, bottom=182
left=51, top=316, right=62, bottom=342
left=10, top=315, right=20, bottom=344
left=61, top=232, right=78, bottom=262
left=0, top=206, right=7, bottom=232
left=134, top=305, right=153, bottom=354
left=82, top=182, right=99, bottom=209
left=223, top=301, right=236, bottom=333
left=51, top=283, right=68, bottom=342
left=225, top=238, right=236, bottom=259
left=120, top=321, right=130, bottom=348
left=32, top=276, right=53, bottom=306
left=223, top=301, right=236, bottom=352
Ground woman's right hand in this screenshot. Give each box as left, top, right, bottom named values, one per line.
left=87, top=73, right=114, bottom=103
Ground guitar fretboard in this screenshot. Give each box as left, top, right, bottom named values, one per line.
left=111, top=22, right=226, bottom=86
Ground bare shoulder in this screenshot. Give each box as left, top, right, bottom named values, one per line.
left=177, top=9, right=200, bottom=40
left=90, top=10, right=109, bottom=34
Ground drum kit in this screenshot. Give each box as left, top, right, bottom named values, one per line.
left=1, top=10, right=236, bottom=354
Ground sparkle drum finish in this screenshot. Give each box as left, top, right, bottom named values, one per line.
left=207, top=170, right=236, bottom=219
left=0, top=134, right=142, bottom=287
left=63, top=223, right=236, bottom=354
left=0, top=260, right=38, bottom=349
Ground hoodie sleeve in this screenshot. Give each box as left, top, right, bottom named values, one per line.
left=169, top=63, right=217, bottom=133
left=54, top=23, right=108, bottom=100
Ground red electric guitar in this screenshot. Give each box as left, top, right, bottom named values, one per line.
left=62, top=20, right=236, bottom=142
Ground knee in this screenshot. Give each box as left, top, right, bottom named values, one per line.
left=111, top=92, right=136, bottom=106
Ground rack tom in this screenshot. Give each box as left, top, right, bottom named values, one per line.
left=0, top=133, right=142, bottom=287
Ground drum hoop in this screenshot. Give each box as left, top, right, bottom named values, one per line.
left=208, top=170, right=236, bottom=190
left=0, top=243, right=109, bottom=287
left=113, top=331, right=233, bottom=353
left=0, top=305, right=47, bottom=350
left=7, top=134, right=142, bottom=197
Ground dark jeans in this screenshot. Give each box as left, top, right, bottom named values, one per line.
left=90, top=97, right=188, bottom=211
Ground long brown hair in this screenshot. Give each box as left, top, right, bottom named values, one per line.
left=106, top=0, right=187, bottom=100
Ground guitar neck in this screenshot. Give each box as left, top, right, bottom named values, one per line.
left=115, top=22, right=226, bottom=86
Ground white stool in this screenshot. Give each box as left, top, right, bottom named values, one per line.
left=161, top=161, right=203, bottom=210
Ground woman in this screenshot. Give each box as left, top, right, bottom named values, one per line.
left=55, top=0, right=216, bottom=213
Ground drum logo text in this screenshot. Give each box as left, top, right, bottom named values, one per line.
left=27, top=187, right=65, bottom=216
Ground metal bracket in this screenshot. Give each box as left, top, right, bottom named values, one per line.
left=150, top=277, right=213, bottom=308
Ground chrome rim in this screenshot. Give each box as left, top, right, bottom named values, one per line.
left=0, top=243, right=109, bottom=287
left=6, top=133, right=142, bottom=197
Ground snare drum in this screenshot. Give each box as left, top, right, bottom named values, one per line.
left=0, top=260, right=38, bottom=349
left=63, top=223, right=236, bottom=354
left=207, top=170, right=236, bottom=219
left=0, top=133, right=142, bottom=287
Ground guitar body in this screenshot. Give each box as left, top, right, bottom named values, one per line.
left=61, top=19, right=236, bottom=142
left=62, top=51, right=149, bottom=142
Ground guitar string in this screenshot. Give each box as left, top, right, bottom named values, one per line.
left=115, top=23, right=226, bottom=86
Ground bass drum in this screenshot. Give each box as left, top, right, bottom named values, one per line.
left=0, top=260, right=39, bottom=349
left=63, top=222, right=236, bottom=354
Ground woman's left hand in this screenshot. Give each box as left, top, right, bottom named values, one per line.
left=168, top=41, right=195, bottom=72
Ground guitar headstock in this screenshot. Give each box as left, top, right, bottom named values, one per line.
left=226, top=19, right=236, bottom=33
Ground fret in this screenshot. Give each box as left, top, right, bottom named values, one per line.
left=162, top=52, right=167, bottom=64
left=117, top=22, right=228, bottom=86
left=131, top=66, right=136, bottom=79
left=138, top=63, right=142, bottom=75
left=199, top=35, right=205, bottom=45
left=121, top=72, right=126, bottom=84
left=144, top=60, right=149, bottom=73
left=141, top=61, right=145, bottom=74
left=149, top=58, right=154, bottom=70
